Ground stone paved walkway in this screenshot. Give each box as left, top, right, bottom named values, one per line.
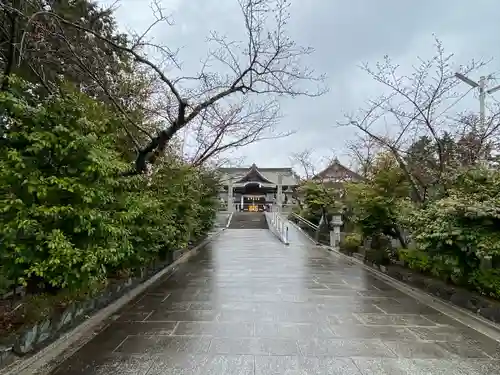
left=50, top=228, right=500, bottom=374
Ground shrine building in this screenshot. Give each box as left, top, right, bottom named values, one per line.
left=217, top=164, right=300, bottom=212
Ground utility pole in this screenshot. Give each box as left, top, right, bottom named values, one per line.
left=455, top=73, right=500, bottom=129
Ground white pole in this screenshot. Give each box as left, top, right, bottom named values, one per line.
left=277, top=174, right=283, bottom=214
left=227, top=181, right=233, bottom=213
left=479, top=76, right=486, bottom=129
left=455, top=72, right=500, bottom=129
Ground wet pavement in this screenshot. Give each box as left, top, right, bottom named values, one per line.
left=50, top=227, right=500, bottom=374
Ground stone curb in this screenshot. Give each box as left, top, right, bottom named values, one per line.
left=0, top=229, right=225, bottom=375
left=289, top=224, right=500, bottom=343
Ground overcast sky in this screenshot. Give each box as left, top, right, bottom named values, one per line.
left=99, top=0, right=500, bottom=170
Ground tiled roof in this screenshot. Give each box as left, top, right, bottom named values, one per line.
left=218, top=163, right=300, bottom=186
left=312, top=158, right=363, bottom=182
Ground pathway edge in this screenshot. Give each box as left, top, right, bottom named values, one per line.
left=2, top=229, right=225, bottom=375
left=287, top=222, right=500, bottom=343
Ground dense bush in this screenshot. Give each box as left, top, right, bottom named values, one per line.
left=470, top=269, right=500, bottom=300
left=340, top=233, right=362, bottom=255
left=345, top=153, right=410, bottom=248
left=364, top=234, right=394, bottom=266
left=0, top=79, right=218, bottom=295
left=398, top=249, right=431, bottom=273
left=404, top=167, right=500, bottom=285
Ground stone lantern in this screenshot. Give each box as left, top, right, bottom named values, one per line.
left=330, top=212, right=343, bottom=250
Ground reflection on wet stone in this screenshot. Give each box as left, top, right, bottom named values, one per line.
left=174, top=321, right=254, bottom=337
left=203, top=355, right=254, bottom=375
left=355, top=313, right=437, bottom=326
left=210, top=337, right=300, bottom=355
left=254, top=322, right=335, bottom=338
left=115, top=335, right=212, bottom=355
left=49, top=227, right=500, bottom=374
left=298, top=338, right=396, bottom=357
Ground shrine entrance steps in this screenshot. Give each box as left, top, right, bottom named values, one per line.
left=227, top=212, right=269, bottom=229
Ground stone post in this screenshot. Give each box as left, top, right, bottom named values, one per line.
left=277, top=174, right=283, bottom=213
left=330, top=213, right=343, bottom=250
left=227, top=180, right=234, bottom=212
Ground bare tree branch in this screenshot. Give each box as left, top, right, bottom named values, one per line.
left=188, top=97, right=291, bottom=166
left=18, top=0, right=326, bottom=174
left=289, top=149, right=318, bottom=180
left=346, top=133, right=381, bottom=177
left=344, top=38, right=487, bottom=202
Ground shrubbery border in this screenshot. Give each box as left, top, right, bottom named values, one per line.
left=0, top=229, right=223, bottom=375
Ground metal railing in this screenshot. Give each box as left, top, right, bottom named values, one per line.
left=265, top=211, right=289, bottom=244
left=289, top=212, right=318, bottom=231
left=288, top=212, right=331, bottom=245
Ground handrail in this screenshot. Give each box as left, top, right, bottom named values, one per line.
left=289, top=212, right=318, bottom=231
left=265, top=211, right=289, bottom=244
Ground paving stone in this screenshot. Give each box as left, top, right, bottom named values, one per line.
left=300, top=357, right=363, bottom=374
left=382, top=340, right=452, bottom=358
left=330, top=325, right=419, bottom=340
left=52, top=354, right=155, bottom=375
left=254, top=322, right=335, bottom=338
left=411, top=359, right=489, bottom=375
left=407, top=326, right=473, bottom=341
left=374, top=302, right=440, bottom=315
left=297, top=338, right=396, bottom=357
left=327, top=314, right=365, bottom=325
left=146, top=310, right=217, bottom=322
left=48, top=227, right=500, bottom=375
left=173, top=321, right=254, bottom=337
left=466, top=359, right=500, bottom=375
left=254, top=355, right=300, bottom=374
left=435, top=341, right=492, bottom=359
left=202, top=355, right=254, bottom=375
left=146, top=354, right=208, bottom=375
left=356, top=313, right=437, bottom=326
left=255, top=356, right=362, bottom=375
left=210, top=337, right=300, bottom=355
left=114, top=335, right=212, bottom=355
left=352, top=358, right=417, bottom=374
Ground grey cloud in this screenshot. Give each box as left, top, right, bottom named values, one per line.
left=101, top=0, right=500, bottom=167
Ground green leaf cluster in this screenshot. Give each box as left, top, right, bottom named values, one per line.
left=345, top=152, right=409, bottom=244
left=404, top=167, right=500, bottom=284
left=0, top=81, right=218, bottom=294
left=298, top=181, right=341, bottom=224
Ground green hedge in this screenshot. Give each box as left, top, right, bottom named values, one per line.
left=399, top=248, right=500, bottom=300
left=0, top=80, right=218, bottom=295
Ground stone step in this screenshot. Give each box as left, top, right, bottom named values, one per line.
left=228, top=212, right=269, bottom=229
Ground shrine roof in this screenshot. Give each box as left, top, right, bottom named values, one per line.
left=218, top=163, right=300, bottom=186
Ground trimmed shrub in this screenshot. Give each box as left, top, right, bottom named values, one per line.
left=340, top=233, right=362, bottom=255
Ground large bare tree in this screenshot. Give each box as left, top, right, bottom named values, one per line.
left=342, top=38, right=486, bottom=202
left=11, top=0, right=326, bottom=172
left=346, top=133, right=381, bottom=178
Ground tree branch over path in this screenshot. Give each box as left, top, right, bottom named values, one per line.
left=20, top=0, right=326, bottom=173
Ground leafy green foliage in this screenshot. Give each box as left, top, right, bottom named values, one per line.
left=298, top=180, right=340, bottom=224
left=398, top=249, right=431, bottom=274
left=340, top=233, right=362, bottom=255
left=470, top=269, right=500, bottom=300
left=345, top=152, right=409, bottom=246
left=1, top=0, right=131, bottom=101
left=0, top=79, right=218, bottom=294
left=404, top=167, right=500, bottom=284
left=365, top=234, right=395, bottom=266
